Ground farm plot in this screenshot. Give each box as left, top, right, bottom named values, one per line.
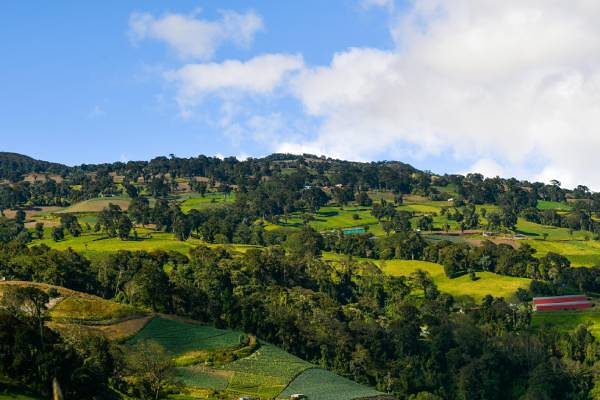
left=223, top=344, right=312, bottom=397
left=278, top=368, right=383, bottom=400
left=175, top=366, right=230, bottom=390
left=127, top=317, right=244, bottom=355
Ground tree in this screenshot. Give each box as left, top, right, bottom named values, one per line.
left=117, top=214, right=133, bottom=240
left=301, top=187, right=329, bottom=213
left=15, top=209, right=26, bottom=225
left=1, top=286, right=49, bottom=346
left=125, top=183, right=139, bottom=198
left=124, top=340, right=175, bottom=400
left=52, top=226, right=65, bottom=242
left=286, top=226, right=324, bottom=258
left=34, top=222, right=44, bottom=239
left=355, top=191, right=372, bottom=207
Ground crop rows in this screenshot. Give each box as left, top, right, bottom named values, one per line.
left=128, top=317, right=243, bottom=355
left=278, top=368, right=383, bottom=400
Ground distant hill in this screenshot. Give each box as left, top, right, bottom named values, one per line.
left=0, top=152, right=70, bottom=182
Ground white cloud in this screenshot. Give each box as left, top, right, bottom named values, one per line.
left=129, top=9, right=263, bottom=60
left=278, top=0, right=600, bottom=189
left=466, top=159, right=506, bottom=178
left=166, top=53, right=304, bottom=114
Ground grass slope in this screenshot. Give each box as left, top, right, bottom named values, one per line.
left=380, top=259, right=531, bottom=302
left=31, top=231, right=260, bottom=259
left=531, top=307, right=600, bottom=338
left=56, top=196, right=131, bottom=213
left=323, top=255, right=530, bottom=302
left=179, top=192, right=234, bottom=213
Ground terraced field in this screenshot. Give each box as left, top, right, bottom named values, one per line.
left=223, top=344, right=312, bottom=397
left=278, top=368, right=383, bottom=400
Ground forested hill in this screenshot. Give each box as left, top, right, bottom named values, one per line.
left=0, top=151, right=70, bottom=181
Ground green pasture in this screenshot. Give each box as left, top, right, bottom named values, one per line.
left=278, top=368, right=383, bottom=400
left=532, top=308, right=600, bottom=338
left=277, top=206, right=381, bottom=232
left=380, top=259, right=531, bottom=302
left=179, top=192, right=235, bottom=213
left=30, top=230, right=259, bottom=259
left=128, top=317, right=244, bottom=356
left=516, top=218, right=588, bottom=240
left=524, top=239, right=600, bottom=267
left=324, top=254, right=531, bottom=302
left=537, top=200, right=573, bottom=211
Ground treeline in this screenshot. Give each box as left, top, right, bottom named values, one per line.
left=4, top=151, right=597, bottom=216
left=0, top=241, right=599, bottom=399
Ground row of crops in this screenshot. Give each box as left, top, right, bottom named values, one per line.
left=129, top=317, right=384, bottom=399
left=126, top=317, right=244, bottom=355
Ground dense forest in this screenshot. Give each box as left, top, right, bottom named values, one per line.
left=1, top=152, right=599, bottom=399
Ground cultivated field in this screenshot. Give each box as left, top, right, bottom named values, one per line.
left=278, top=368, right=383, bottom=400
left=127, top=317, right=244, bottom=355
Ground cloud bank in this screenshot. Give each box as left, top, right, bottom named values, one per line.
left=132, top=1, right=600, bottom=189
left=279, top=0, right=600, bottom=188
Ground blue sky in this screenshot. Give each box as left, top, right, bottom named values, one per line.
left=3, top=1, right=600, bottom=189
left=1, top=1, right=397, bottom=164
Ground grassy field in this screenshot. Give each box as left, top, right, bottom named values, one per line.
left=537, top=200, right=572, bottom=211
left=179, top=192, right=235, bottom=213
left=531, top=307, right=600, bottom=338
left=50, top=295, right=142, bottom=322
left=278, top=368, right=383, bottom=400
left=323, top=255, right=530, bottom=302
left=55, top=196, right=131, bottom=213
left=524, top=239, right=600, bottom=267
left=30, top=230, right=260, bottom=259
left=127, top=317, right=244, bottom=355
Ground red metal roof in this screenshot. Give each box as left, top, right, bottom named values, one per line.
left=533, top=295, right=587, bottom=305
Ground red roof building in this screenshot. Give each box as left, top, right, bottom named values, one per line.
left=533, top=295, right=592, bottom=311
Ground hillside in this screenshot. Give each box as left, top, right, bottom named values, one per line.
left=0, top=282, right=386, bottom=400
left=1, top=152, right=600, bottom=399
left=0, top=152, right=70, bottom=182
